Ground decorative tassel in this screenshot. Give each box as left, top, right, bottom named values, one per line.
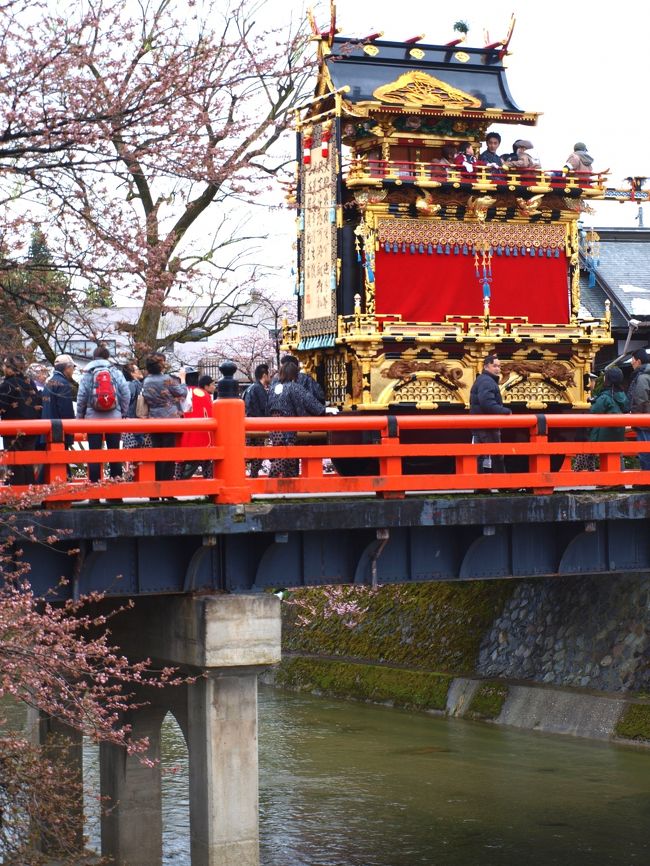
left=482, top=279, right=491, bottom=299
left=521, top=246, right=526, bottom=256
left=454, top=244, right=459, bottom=255
left=427, top=243, right=433, bottom=254
left=546, top=247, right=551, bottom=257
left=505, top=246, right=510, bottom=257
left=437, top=243, right=443, bottom=254
left=321, top=126, right=331, bottom=158
left=554, top=248, right=560, bottom=258
left=462, top=244, right=468, bottom=255
left=445, top=244, right=450, bottom=255
left=393, top=243, right=398, bottom=253
left=588, top=270, right=596, bottom=288
left=418, top=243, right=424, bottom=253
left=401, top=242, right=406, bottom=253
left=497, top=245, right=503, bottom=256
left=384, top=242, right=390, bottom=254
left=303, top=134, right=313, bottom=165
left=329, top=206, right=336, bottom=223
left=513, top=247, right=518, bottom=256
left=410, top=243, right=415, bottom=254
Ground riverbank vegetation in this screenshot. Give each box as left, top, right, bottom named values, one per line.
left=277, top=657, right=452, bottom=712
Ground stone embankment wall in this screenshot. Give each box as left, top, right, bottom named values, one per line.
left=277, top=576, right=650, bottom=746
left=477, top=575, right=650, bottom=692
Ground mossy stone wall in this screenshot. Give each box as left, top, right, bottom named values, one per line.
left=276, top=657, right=452, bottom=712
left=282, top=581, right=515, bottom=674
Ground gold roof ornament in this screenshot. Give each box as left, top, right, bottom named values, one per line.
left=372, top=70, right=482, bottom=110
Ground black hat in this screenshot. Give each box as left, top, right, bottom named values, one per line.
left=604, top=366, right=623, bottom=386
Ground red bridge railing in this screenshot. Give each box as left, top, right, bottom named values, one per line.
left=0, top=398, right=649, bottom=506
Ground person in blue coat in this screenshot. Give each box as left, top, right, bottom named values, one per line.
left=38, top=354, right=76, bottom=481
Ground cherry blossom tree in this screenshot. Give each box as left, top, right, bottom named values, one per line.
left=0, top=503, right=184, bottom=863
left=206, top=290, right=296, bottom=377
left=0, top=0, right=313, bottom=360
left=207, top=329, right=277, bottom=380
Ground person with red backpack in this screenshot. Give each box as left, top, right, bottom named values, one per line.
left=76, top=345, right=130, bottom=485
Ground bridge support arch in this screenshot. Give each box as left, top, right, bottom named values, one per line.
left=28, top=594, right=282, bottom=866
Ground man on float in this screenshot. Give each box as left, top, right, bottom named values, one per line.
left=480, top=131, right=504, bottom=170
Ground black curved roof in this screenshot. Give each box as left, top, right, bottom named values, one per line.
left=324, top=36, right=531, bottom=117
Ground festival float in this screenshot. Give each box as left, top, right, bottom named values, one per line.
left=283, top=8, right=646, bottom=465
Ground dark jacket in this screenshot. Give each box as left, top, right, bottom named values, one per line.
left=0, top=374, right=42, bottom=420
left=244, top=381, right=268, bottom=417
left=42, top=370, right=74, bottom=421
left=268, top=381, right=326, bottom=417
left=41, top=370, right=74, bottom=449
left=469, top=371, right=511, bottom=416
left=480, top=150, right=503, bottom=167
left=628, top=363, right=650, bottom=414
left=126, top=379, right=143, bottom=419
left=298, top=371, right=326, bottom=406
left=588, top=389, right=629, bottom=442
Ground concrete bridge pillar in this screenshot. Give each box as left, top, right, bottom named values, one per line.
left=187, top=672, right=261, bottom=866
left=100, top=703, right=166, bottom=866
left=99, top=593, right=281, bottom=866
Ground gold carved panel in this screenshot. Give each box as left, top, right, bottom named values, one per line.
left=372, top=355, right=469, bottom=406
left=373, top=71, right=482, bottom=110
left=377, top=219, right=567, bottom=249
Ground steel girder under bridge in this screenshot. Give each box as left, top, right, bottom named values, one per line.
left=6, top=492, right=650, bottom=598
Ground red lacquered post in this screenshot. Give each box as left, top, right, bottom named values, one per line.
left=212, top=362, right=251, bottom=504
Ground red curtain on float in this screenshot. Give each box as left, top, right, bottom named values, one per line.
left=374, top=248, right=570, bottom=324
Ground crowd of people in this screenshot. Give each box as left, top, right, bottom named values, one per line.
left=431, top=132, right=595, bottom=176
left=0, top=347, right=327, bottom=490
left=1, top=345, right=648, bottom=492
left=471, top=348, right=650, bottom=478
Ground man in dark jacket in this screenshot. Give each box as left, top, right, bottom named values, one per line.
left=39, top=354, right=76, bottom=481
left=469, top=354, right=511, bottom=473
left=628, top=347, right=650, bottom=470
left=244, top=363, right=270, bottom=478
left=244, top=364, right=270, bottom=417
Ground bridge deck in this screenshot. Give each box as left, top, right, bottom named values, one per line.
left=4, top=490, right=650, bottom=596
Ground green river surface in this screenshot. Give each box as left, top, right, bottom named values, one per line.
left=5, top=687, right=650, bottom=865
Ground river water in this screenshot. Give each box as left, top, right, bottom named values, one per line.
left=5, top=689, right=650, bottom=864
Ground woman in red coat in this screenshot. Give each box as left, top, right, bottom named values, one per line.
left=176, top=374, right=215, bottom=479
